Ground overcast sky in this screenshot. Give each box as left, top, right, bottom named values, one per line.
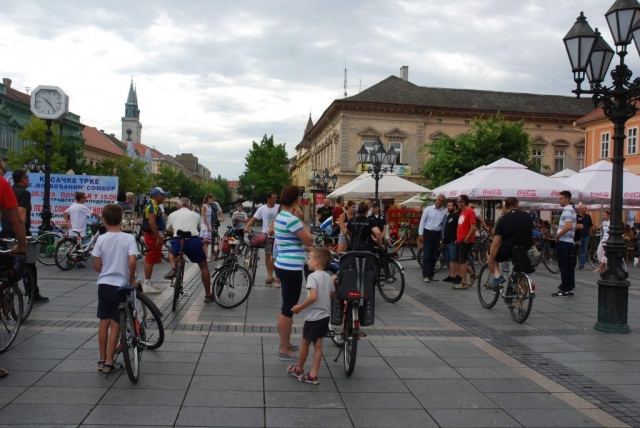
left=0, top=0, right=633, bottom=180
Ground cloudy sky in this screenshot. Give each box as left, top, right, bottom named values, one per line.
left=1, top=0, right=633, bottom=180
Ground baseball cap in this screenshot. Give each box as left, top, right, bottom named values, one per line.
left=150, top=187, right=169, bottom=197
left=372, top=201, right=380, bottom=207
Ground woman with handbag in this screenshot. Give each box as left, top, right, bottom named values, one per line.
left=274, top=186, right=314, bottom=361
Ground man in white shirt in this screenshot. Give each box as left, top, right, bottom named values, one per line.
left=244, top=190, right=280, bottom=284
left=165, top=198, right=212, bottom=301
left=62, top=191, right=102, bottom=268
left=417, top=194, right=447, bottom=282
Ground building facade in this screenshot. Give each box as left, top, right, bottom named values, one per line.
left=174, top=153, right=211, bottom=183
left=291, top=67, right=594, bottom=200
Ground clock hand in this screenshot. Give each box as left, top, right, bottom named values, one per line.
left=43, top=97, right=55, bottom=109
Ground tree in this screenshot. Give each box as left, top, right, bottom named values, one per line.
left=213, top=175, right=232, bottom=208
left=7, top=117, right=69, bottom=173
left=238, top=134, right=291, bottom=203
left=93, top=156, right=153, bottom=194
left=421, top=115, right=536, bottom=187
left=153, top=164, right=179, bottom=195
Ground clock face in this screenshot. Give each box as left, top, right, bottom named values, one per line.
left=34, top=89, right=62, bottom=115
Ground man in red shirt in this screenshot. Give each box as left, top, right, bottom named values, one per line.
left=331, top=196, right=344, bottom=238
left=454, top=195, right=477, bottom=289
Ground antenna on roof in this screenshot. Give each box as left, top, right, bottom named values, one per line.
left=344, top=58, right=347, bottom=98
left=24, top=87, right=30, bottom=94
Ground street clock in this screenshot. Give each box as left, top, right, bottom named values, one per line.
left=30, top=85, right=69, bottom=120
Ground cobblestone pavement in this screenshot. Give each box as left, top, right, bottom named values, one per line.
left=1, top=224, right=640, bottom=427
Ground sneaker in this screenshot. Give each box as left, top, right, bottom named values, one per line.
left=452, top=283, right=468, bottom=290
left=164, top=270, right=176, bottom=280
left=135, top=254, right=142, bottom=260
left=468, top=273, right=477, bottom=286
left=181, top=288, right=190, bottom=297
left=452, top=275, right=462, bottom=284
left=552, top=291, right=571, bottom=297
left=278, top=352, right=298, bottom=362
left=34, top=294, right=49, bottom=303
left=144, top=285, right=162, bottom=294
left=76, top=263, right=86, bottom=269
left=567, top=290, right=574, bottom=296
left=442, top=276, right=454, bottom=283
left=428, top=277, right=438, bottom=282
left=423, top=277, right=430, bottom=283
left=579, top=266, right=587, bottom=271
left=490, top=275, right=506, bottom=290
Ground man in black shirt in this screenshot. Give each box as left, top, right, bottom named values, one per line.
left=368, top=201, right=388, bottom=244
left=488, top=197, right=533, bottom=288
left=442, top=201, right=461, bottom=284
left=0, top=169, right=48, bottom=302
left=577, top=205, right=594, bottom=270
left=316, top=199, right=333, bottom=224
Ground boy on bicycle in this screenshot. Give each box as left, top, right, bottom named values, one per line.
left=63, top=191, right=102, bottom=268
left=92, top=204, right=138, bottom=374
left=289, top=248, right=335, bottom=385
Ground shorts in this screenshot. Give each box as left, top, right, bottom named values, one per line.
left=338, top=234, right=348, bottom=245
left=144, top=232, right=163, bottom=264
left=444, top=242, right=457, bottom=264
left=303, top=316, right=330, bottom=343
left=199, top=229, right=212, bottom=242
left=276, top=267, right=302, bottom=318
left=494, top=245, right=512, bottom=263
left=456, top=242, right=473, bottom=264
left=97, top=284, right=120, bottom=322
left=170, top=237, right=206, bottom=264
left=265, top=236, right=275, bottom=256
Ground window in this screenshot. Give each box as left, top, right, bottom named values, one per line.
left=628, top=127, right=638, bottom=155
left=464, top=119, right=471, bottom=125
left=436, top=118, right=443, bottom=124
left=362, top=139, right=376, bottom=163
left=535, top=124, right=542, bottom=129
left=554, top=150, right=565, bottom=172
left=8, top=130, right=14, bottom=149
left=601, top=132, right=610, bottom=158
left=577, top=151, right=585, bottom=171
left=389, top=142, right=402, bottom=165
left=532, top=149, right=544, bottom=172
left=0, top=126, right=6, bottom=149
left=557, top=125, right=564, bottom=130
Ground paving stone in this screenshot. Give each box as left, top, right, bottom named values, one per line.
left=195, top=363, right=263, bottom=377
left=152, top=342, right=204, bottom=353
left=202, top=343, right=262, bottom=354
left=486, top=392, right=573, bottom=409
left=84, top=404, right=180, bottom=426
left=0, top=403, right=93, bottom=425
left=198, top=352, right=263, bottom=364
left=14, top=386, right=107, bottom=405
left=189, top=375, right=264, bottom=391
left=112, top=374, right=192, bottom=390
left=394, top=366, right=463, bottom=379
left=347, top=408, right=439, bottom=428
left=184, top=390, right=264, bottom=407
left=35, top=371, right=119, bottom=388
left=0, top=387, right=27, bottom=404
left=100, top=388, right=187, bottom=406
left=429, top=409, right=522, bottom=427
left=265, top=391, right=343, bottom=408
left=456, top=367, right=526, bottom=380
left=505, top=408, right=602, bottom=427
left=341, top=392, right=422, bottom=410
left=0, top=358, right=61, bottom=372
left=176, top=406, right=264, bottom=426
left=265, top=408, right=352, bottom=427
left=0, top=371, right=45, bottom=387
left=469, top=379, right=547, bottom=393
left=327, top=364, right=398, bottom=380
left=333, top=378, right=409, bottom=393
left=265, top=376, right=338, bottom=393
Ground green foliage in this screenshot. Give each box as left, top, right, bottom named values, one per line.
left=421, top=115, right=536, bottom=187
left=238, top=134, right=291, bottom=203
left=7, top=117, right=69, bottom=173
left=153, top=164, right=179, bottom=194
left=93, top=156, right=153, bottom=194
left=213, top=175, right=232, bottom=208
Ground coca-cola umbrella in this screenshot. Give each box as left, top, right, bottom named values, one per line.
left=431, top=158, right=578, bottom=201
left=555, top=160, right=640, bottom=206
left=327, top=172, right=431, bottom=200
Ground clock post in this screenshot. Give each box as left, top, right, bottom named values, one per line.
left=29, top=85, right=69, bottom=232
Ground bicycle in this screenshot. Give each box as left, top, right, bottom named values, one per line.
left=2, top=238, right=38, bottom=321
left=211, top=230, right=253, bottom=309
left=472, top=230, right=493, bottom=265
left=168, top=230, right=200, bottom=312
left=0, top=249, right=25, bottom=354
left=477, top=246, right=536, bottom=323
left=111, top=284, right=147, bottom=383
left=387, top=225, right=423, bottom=268
left=36, top=225, right=68, bottom=266
left=377, top=248, right=405, bottom=303
left=243, top=231, right=261, bottom=284
left=54, top=222, right=105, bottom=271
left=535, top=238, right=560, bottom=274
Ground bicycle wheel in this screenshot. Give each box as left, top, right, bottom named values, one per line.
left=434, top=247, right=445, bottom=273
left=0, top=284, right=23, bottom=354
left=416, top=247, right=424, bottom=268
left=588, top=245, right=598, bottom=269
left=136, top=292, right=165, bottom=350
left=119, top=308, right=140, bottom=383
left=344, top=302, right=358, bottom=377
left=16, top=265, right=36, bottom=322
left=211, top=234, right=220, bottom=261
left=476, top=242, right=490, bottom=265
left=250, top=249, right=258, bottom=283
left=329, top=323, right=344, bottom=348
left=36, top=232, right=62, bottom=266
left=161, top=239, right=170, bottom=262
left=542, top=247, right=560, bottom=274
left=377, top=258, right=405, bottom=303
left=54, top=237, right=78, bottom=271
left=172, top=262, right=184, bottom=312
left=477, top=265, right=500, bottom=309
left=213, top=265, right=252, bottom=309
left=509, top=272, right=533, bottom=323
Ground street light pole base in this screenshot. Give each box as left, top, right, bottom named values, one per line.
left=594, top=280, right=630, bottom=334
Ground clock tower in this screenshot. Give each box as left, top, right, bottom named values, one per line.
left=121, top=78, right=142, bottom=143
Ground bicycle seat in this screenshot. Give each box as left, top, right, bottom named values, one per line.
left=336, top=251, right=377, bottom=301
left=118, top=284, right=135, bottom=292
left=117, top=284, right=135, bottom=302
left=176, top=230, right=192, bottom=238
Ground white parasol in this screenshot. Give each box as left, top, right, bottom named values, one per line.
left=327, top=172, right=431, bottom=200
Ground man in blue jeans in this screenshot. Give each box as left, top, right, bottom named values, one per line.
left=577, top=205, right=594, bottom=270
left=417, top=194, right=447, bottom=283
left=442, top=201, right=461, bottom=284
left=553, top=191, right=577, bottom=297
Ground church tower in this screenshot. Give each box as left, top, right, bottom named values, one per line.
left=121, top=78, right=143, bottom=143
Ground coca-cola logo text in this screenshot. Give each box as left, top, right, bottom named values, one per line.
left=482, top=189, right=502, bottom=196
left=590, top=191, right=609, bottom=198
left=448, top=191, right=457, bottom=197
left=517, top=190, right=537, bottom=197
left=551, top=190, right=560, bottom=197
left=624, top=192, right=640, bottom=198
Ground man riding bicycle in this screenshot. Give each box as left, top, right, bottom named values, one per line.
left=487, top=197, right=533, bottom=289
left=165, top=198, right=212, bottom=302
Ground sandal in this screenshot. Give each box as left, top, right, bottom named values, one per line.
left=204, top=295, right=213, bottom=303
left=298, top=373, right=319, bottom=385
left=453, top=283, right=468, bottom=290
left=266, top=278, right=274, bottom=284
left=469, top=274, right=477, bottom=286
left=98, top=360, right=105, bottom=372
left=274, top=280, right=281, bottom=289
left=102, top=362, right=124, bottom=374
left=287, top=365, right=304, bottom=378
left=0, top=368, right=8, bottom=378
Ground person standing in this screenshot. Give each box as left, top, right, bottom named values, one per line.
left=140, top=187, right=168, bottom=293
left=417, top=194, right=447, bottom=283
left=442, top=200, right=461, bottom=284
left=595, top=209, right=611, bottom=273
left=316, top=199, right=333, bottom=224
left=62, top=191, right=102, bottom=269
left=368, top=201, right=388, bottom=245
left=244, top=191, right=280, bottom=284
left=553, top=191, right=577, bottom=297
left=578, top=205, right=594, bottom=271
left=199, top=194, right=214, bottom=261
left=231, top=203, right=249, bottom=239
left=455, top=195, right=477, bottom=289
left=0, top=168, right=47, bottom=302
left=331, top=197, right=345, bottom=238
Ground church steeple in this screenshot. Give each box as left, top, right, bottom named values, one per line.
left=125, top=78, right=139, bottom=119
left=122, top=78, right=143, bottom=144
left=304, top=113, right=313, bottom=136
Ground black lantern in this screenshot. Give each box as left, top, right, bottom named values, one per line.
left=563, top=12, right=598, bottom=88
left=587, top=29, right=616, bottom=84
left=23, top=157, right=40, bottom=172
left=358, top=137, right=395, bottom=206
left=357, top=145, right=369, bottom=165
left=606, top=0, right=640, bottom=47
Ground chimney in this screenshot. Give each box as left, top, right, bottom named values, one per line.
left=400, top=66, right=409, bottom=82
left=2, top=78, right=11, bottom=88
left=110, top=133, right=115, bottom=137
left=99, top=129, right=104, bottom=133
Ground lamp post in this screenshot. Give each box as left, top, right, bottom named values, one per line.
left=357, top=137, right=397, bottom=206
left=250, top=182, right=256, bottom=216
left=313, top=168, right=338, bottom=226
left=563, top=1, right=640, bottom=333
left=41, top=120, right=54, bottom=232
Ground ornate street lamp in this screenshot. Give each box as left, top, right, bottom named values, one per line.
left=250, top=182, right=256, bottom=216
left=23, top=157, right=41, bottom=173
left=312, top=169, right=338, bottom=227
left=357, top=137, right=397, bottom=205
left=563, top=0, right=640, bottom=333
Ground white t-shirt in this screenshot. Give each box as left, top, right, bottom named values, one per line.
left=305, top=271, right=335, bottom=321
left=91, top=232, right=138, bottom=287
left=167, top=208, right=201, bottom=236
left=65, top=203, right=94, bottom=237
left=253, top=204, right=280, bottom=234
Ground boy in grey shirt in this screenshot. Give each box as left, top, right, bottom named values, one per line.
left=289, top=248, right=335, bottom=385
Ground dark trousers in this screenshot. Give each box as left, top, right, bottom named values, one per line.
left=557, top=241, right=575, bottom=292
left=422, top=230, right=441, bottom=279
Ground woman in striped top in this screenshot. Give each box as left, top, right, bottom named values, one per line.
left=274, top=185, right=314, bottom=361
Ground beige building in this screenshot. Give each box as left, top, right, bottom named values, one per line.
left=174, top=153, right=212, bottom=183
left=292, top=67, right=594, bottom=201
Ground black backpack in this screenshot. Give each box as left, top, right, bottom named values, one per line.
left=348, top=217, right=370, bottom=251
left=209, top=202, right=220, bottom=227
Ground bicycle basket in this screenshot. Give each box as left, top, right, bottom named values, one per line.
left=250, top=233, right=267, bottom=248
left=221, top=236, right=235, bottom=253
left=527, top=246, right=542, bottom=267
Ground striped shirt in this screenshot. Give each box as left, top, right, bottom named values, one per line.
left=274, top=211, right=305, bottom=270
